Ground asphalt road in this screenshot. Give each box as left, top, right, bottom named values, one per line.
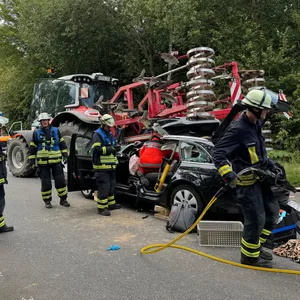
left=1, top=173, right=300, bottom=300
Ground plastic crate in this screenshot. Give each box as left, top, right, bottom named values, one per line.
left=197, top=221, right=244, bottom=247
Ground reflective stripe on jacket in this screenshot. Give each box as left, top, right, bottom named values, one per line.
left=92, top=128, right=118, bottom=171
left=29, top=126, right=68, bottom=166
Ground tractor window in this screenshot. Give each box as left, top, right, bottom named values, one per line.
left=93, top=82, right=116, bottom=102
left=180, top=142, right=212, bottom=163
left=79, top=82, right=116, bottom=109
left=56, top=84, right=76, bottom=114
left=31, top=79, right=77, bottom=123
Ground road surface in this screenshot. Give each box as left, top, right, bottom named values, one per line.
left=1, top=173, right=300, bottom=300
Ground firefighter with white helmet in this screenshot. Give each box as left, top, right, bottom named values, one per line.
left=29, top=112, right=70, bottom=208
left=212, top=89, right=279, bottom=268
left=91, top=114, right=121, bottom=216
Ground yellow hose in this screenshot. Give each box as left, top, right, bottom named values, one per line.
left=141, top=194, right=300, bottom=275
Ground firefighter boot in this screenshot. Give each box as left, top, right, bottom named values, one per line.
left=260, top=249, right=273, bottom=261
left=45, top=201, right=52, bottom=209
left=60, top=199, right=70, bottom=207
left=98, top=208, right=111, bottom=216
left=240, top=253, right=273, bottom=268
left=109, top=203, right=122, bottom=210
left=0, top=224, right=14, bottom=233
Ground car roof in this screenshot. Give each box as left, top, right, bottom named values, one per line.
left=161, top=135, right=214, bottom=147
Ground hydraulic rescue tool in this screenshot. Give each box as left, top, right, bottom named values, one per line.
left=154, top=145, right=177, bottom=193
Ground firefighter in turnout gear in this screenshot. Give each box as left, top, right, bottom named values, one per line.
left=29, top=113, right=70, bottom=208
left=212, top=89, right=279, bottom=268
left=92, top=114, right=121, bottom=216
left=0, top=143, right=14, bottom=233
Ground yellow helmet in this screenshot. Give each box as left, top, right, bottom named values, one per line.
left=100, top=114, right=115, bottom=127
left=242, top=89, right=272, bottom=109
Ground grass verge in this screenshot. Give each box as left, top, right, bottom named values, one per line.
left=268, top=150, right=300, bottom=187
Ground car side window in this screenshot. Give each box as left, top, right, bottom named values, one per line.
left=75, top=137, right=92, bottom=156
left=180, top=142, right=212, bottom=163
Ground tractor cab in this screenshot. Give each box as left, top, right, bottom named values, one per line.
left=30, top=73, right=119, bottom=125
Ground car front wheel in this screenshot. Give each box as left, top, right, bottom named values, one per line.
left=169, top=184, right=204, bottom=217
left=81, top=190, right=94, bottom=200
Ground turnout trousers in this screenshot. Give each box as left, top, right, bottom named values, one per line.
left=0, top=185, right=6, bottom=228
left=236, top=182, right=279, bottom=259
left=39, top=163, right=67, bottom=202
left=95, top=170, right=116, bottom=210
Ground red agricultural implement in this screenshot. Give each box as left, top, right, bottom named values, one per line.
left=6, top=46, right=290, bottom=177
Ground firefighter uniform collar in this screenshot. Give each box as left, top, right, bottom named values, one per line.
left=241, top=112, right=262, bottom=129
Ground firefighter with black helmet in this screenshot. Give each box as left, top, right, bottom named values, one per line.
left=29, top=112, right=70, bottom=208
left=212, top=89, right=279, bottom=268
left=0, top=143, right=13, bottom=233
left=92, top=114, right=121, bottom=216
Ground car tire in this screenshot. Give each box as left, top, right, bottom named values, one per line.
left=81, top=190, right=94, bottom=200
left=169, top=184, right=204, bottom=217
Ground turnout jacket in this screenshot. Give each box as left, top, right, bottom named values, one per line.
left=212, top=112, right=271, bottom=185
left=92, top=128, right=118, bottom=171
left=0, top=144, right=7, bottom=185
left=29, top=126, right=68, bottom=166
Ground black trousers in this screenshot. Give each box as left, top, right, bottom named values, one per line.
left=95, top=170, right=116, bottom=210
left=0, top=185, right=6, bottom=227
left=39, top=163, right=67, bottom=202
left=236, top=182, right=279, bottom=258
left=0, top=185, right=5, bottom=215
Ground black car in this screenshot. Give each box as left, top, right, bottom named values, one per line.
left=67, top=134, right=242, bottom=218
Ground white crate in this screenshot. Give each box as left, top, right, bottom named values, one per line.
left=197, top=221, right=244, bottom=247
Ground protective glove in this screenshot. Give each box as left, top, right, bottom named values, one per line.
left=107, top=245, right=120, bottom=251
left=31, top=164, right=38, bottom=170
left=62, top=156, right=68, bottom=164
left=268, top=159, right=285, bottom=179
left=4, top=178, right=8, bottom=184
left=223, top=171, right=238, bottom=189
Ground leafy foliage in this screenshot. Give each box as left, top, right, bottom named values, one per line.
left=0, top=0, right=299, bottom=151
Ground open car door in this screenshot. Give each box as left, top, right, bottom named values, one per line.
left=67, top=134, right=96, bottom=192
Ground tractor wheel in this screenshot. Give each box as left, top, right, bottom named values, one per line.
left=58, top=120, right=96, bottom=181
left=58, top=120, right=95, bottom=150
left=7, top=137, right=35, bottom=177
